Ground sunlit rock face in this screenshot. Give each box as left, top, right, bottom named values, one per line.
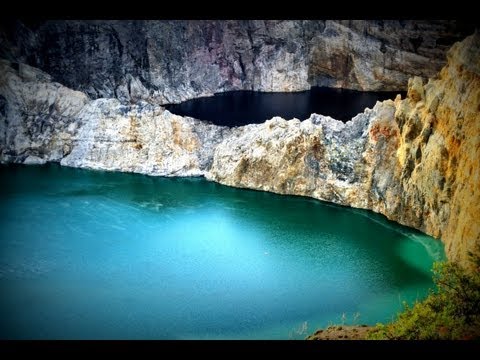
left=390, top=33, right=480, bottom=268
left=1, top=32, right=479, bottom=269
left=206, top=100, right=402, bottom=216
left=0, top=20, right=473, bottom=103
left=60, top=102, right=230, bottom=176
left=206, top=111, right=376, bottom=208
left=0, top=61, right=229, bottom=175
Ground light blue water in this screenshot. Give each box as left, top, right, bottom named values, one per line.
left=0, top=164, right=445, bottom=339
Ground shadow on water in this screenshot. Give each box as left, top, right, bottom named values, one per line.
left=164, top=87, right=405, bottom=126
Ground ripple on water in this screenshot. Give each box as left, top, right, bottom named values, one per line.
left=0, top=164, right=443, bottom=339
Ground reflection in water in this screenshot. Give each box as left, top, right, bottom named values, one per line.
left=165, top=87, right=405, bottom=126
left=0, top=164, right=443, bottom=339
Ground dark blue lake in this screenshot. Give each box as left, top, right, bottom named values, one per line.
left=165, top=87, right=404, bottom=126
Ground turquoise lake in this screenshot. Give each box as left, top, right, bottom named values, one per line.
left=0, top=164, right=445, bottom=339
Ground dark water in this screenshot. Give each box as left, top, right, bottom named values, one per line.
left=165, top=87, right=404, bottom=126
left=0, top=165, right=444, bottom=339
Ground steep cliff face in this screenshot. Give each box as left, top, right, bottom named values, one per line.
left=0, top=20, right=473, bottom=103
left=392, top=34, right=480, bottom=266
left=60, top=101, right=230, bottom=176
left=0, top=60, right=89, bottom=165
left=0, top=32, right=478, bottom=267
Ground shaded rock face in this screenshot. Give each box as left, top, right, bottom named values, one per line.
left=0, top=32, right=479, bottom=269
left=0, top=20, right=474, bottom=104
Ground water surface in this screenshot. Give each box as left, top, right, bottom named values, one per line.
left=0, top=165, right=444, bottom=339
left=165, top=87, right=404, bottom=126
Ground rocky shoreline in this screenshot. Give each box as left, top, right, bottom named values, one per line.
left=307, top=325, right=374, bottom=340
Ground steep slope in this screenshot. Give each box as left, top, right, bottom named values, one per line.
left=393, top=33, right=480, bottom=266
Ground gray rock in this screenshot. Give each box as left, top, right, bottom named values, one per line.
left=23, top=155, right=46, bottom=165
left=0, top=20, right=474, bottom=104
left=0, top=59, right=89, bottom=163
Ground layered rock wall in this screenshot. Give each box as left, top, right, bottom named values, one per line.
left=0, top=20, right=473, bottom=103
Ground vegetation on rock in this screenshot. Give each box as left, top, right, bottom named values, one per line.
left=368, top=245, right=480, bottom=340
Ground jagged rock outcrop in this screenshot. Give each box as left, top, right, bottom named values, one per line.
left=0, top=32, right=478, bottom=268
left=206, top=111, right=378, bottom=208
left=0, top=60, right=89, bottom=164
left=60, top=100, right=230, bottom=176
left=0, top=59, right=230, bottom=175
left=0, top=20, right=473, bottom=104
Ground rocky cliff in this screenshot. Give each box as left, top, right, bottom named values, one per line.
left=0, top=20, right=473, bottom=104
left=0, top=59, right=229, bottom=175
left=0, top=32, right=479, bottom=268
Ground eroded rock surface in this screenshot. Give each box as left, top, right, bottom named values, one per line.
left=61, top=101, right=230, bottom=176
left=0, top=60, right=89, bottom=163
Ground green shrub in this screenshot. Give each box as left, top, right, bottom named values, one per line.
left=368, top=245, right=480, bottom=340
